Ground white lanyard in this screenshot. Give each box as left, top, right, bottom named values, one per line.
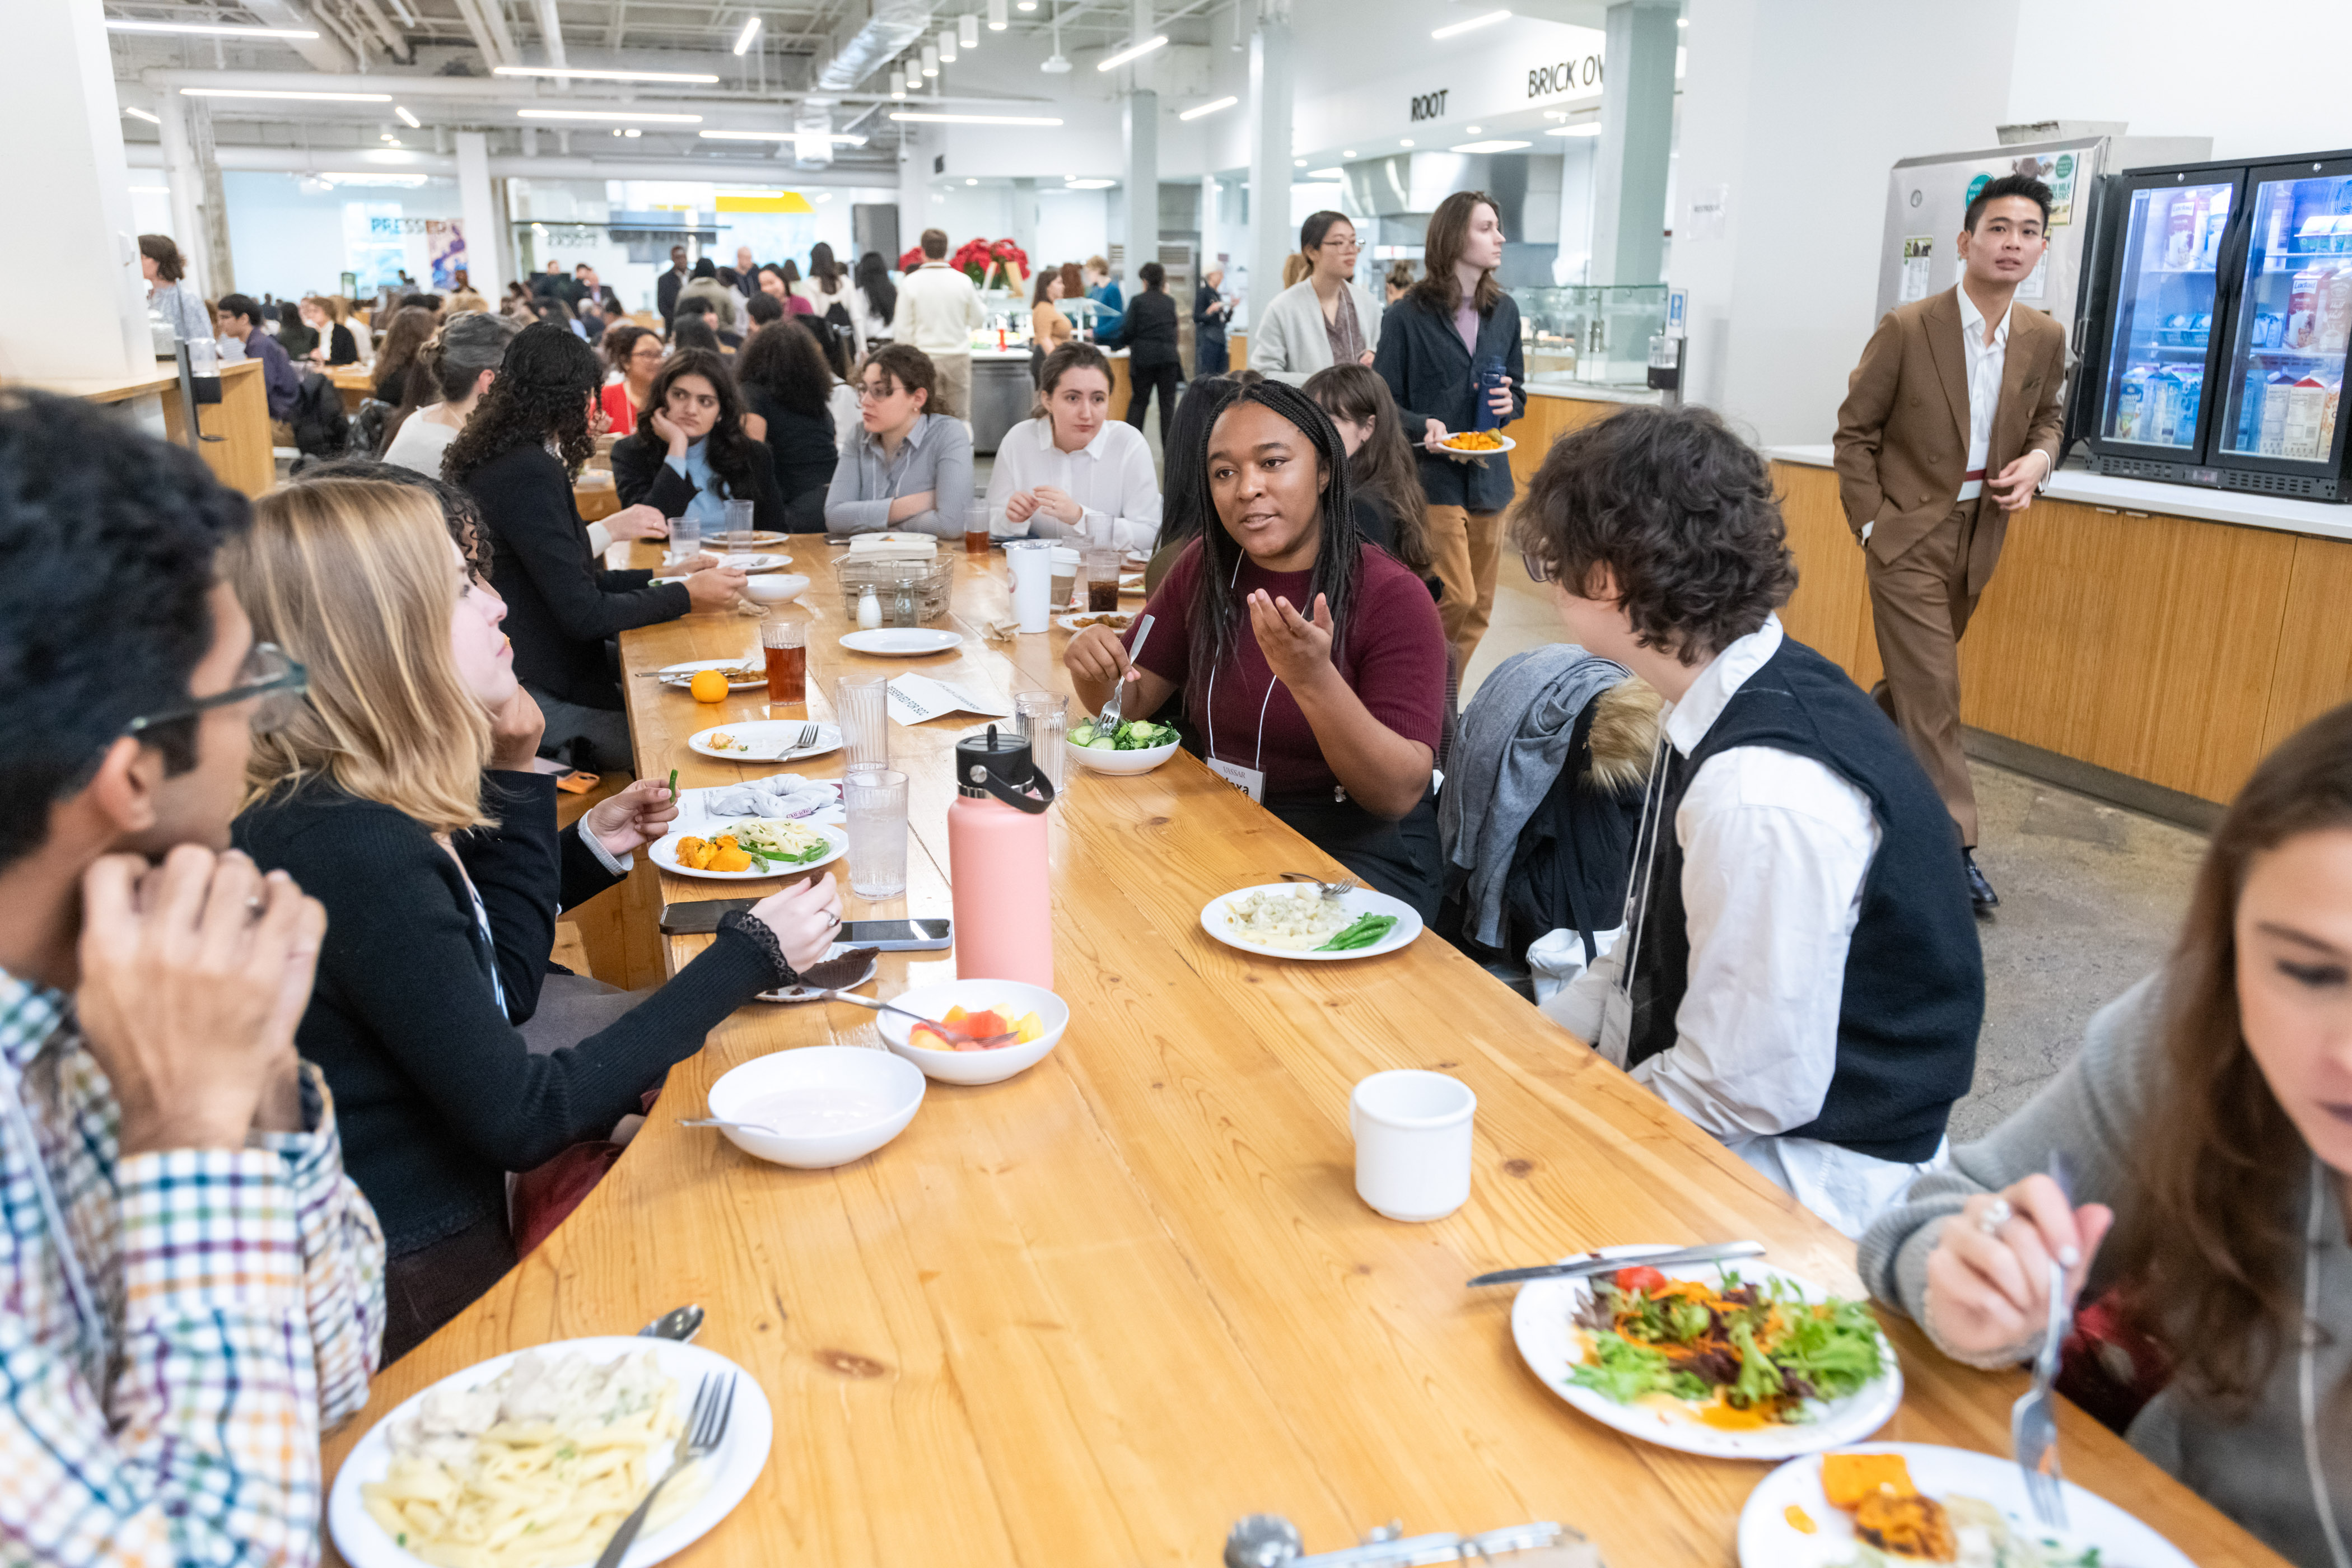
left=2, top=1063, right=106, bottom=1366
left=1202, top=554, right=1279, bottom=801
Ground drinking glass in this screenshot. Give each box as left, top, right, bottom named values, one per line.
left=965, top=501, right=991, bottom=558
left=724, top=498, right=755, bottom=543
left=760, top=617, right=807, bottom=710
left=843, top=768, right=909, bottom=899
left=1084, top=547, right=1123, bottom=613
left=668, top=513, right=700, bottom=567
left=1014, top=691, right=1068, bottom=791
left=836, top=674, right=890, bottom=770
left=1048, top=546, right=1080, bottom=610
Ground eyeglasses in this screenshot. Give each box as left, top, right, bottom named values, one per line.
left=856, top=383, right=900, bottom=403
left=123, top=641, right=309, bottom=741
left=1519, top=548, right=1551, bottom=585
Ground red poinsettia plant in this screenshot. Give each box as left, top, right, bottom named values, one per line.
left=900, top=237, right=1030, bottom=290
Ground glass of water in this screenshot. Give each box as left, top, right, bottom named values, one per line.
left=835, top=674, right=890, bottom=770
left=1014, top=690, right=1068, bottom=793
left=668, top=512, right=699, bottom=567
left=843, top=769, right=909, bottom=899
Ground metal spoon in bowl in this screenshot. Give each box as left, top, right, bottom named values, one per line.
left=679, top=1116, right=786, bottom=1136
left=819, top=990, right=1021, bottom=1046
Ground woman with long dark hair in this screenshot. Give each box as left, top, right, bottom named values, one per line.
left=852, top=251, right=896, bottom=348
left=1064, top=380, right=1447, bottom=914
left=1863, top=700, right=2352, bottom=1567
left=447, top=325, right=745, bottom=771
left=1305, top=363, right=1433, bottom=578
left=595, top=322, right=663, bottom=436
left=610, top=346, right=786, bottom=534
left=371, top=304, right=440, bottom=407
left=734, top=320, right=839, bottom=531
left=1374, top=189, right=1524, bottom=674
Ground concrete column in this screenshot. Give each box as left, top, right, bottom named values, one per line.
left=191, top=101, right=234, bottom=296
left=1589, top=0, right=1677, bottom=286
left=0, top=0, right=151, bottom=379
left=897, top=125, right=929, bottom=262
left=1010, top=176, right=1041, bottom=282
left=1201, top=171, right=1220, bottom=272
left=157, top=95, right=212, bottom=303
left=1123, top=91, right=1159, bottom=288
left=1245, top=6, right=1291, bottom=329
left=454, top=131, right=507, bottom=296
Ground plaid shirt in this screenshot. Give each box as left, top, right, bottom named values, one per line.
left=0, top=969, right=387, bottom=1566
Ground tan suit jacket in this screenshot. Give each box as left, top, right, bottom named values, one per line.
left=1832, top=286, right=2066, bottom=570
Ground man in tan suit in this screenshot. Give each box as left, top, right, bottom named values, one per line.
left=1834, top=173, right=2065, bottom=913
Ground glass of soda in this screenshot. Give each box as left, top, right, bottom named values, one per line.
left=760, top=616, right=807, bottom=710
left=1084, top=547, right=1124, bottom=613
left=965, top=502, right=991, bottom=558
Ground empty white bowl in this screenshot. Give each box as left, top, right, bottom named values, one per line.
left=1067, top=735, right=1181, bottom=775
left=876, top=978, right=1068, bottom=1086
left=704, top=1045, right=925, bottom=1168
left=742, top=572, right=810, bottom=604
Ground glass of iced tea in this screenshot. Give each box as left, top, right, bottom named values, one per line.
left=965, top=502, right=991, bottom=558
left=760, top=616, right=807, bottom=710
left=1084, top=547, right=1124, bottom=614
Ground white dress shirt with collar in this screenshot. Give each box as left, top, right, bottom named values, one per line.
left=890, top=262, right=984, bottom=357
left=983, top=416, right=1163, bottom=553
left=1953, top=286, right=2010, bottom=503
left=1541, top=615, right=1943, bottom=1239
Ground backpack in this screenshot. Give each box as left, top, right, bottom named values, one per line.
left=290, top=372, right=350, bottom=458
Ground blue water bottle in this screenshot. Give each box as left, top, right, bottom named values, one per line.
left=1472, top=353, right=1507, bottom=432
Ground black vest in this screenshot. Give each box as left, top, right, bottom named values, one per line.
left=1624, top=637, right=1982, bottom=1163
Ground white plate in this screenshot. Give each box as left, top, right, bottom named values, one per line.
left=658, top=656, right=766, bottom=692
left=1434, top=430, right=1518, bottom=458
left=1739, top=1443, right=2195, bottom=1568
left=839, top=627, right=962, bottom=656
left=326, top=1335, right=773, bottom=1568
left=1055, top=611, right=1138, bottom=633
left=688, top=720, right=843, bottom=763
left=1119, top=573, right=1147, bottom=598
left=1511, top=1247, right=1901, bottom=1462
left=650, top=820, right=847, bottom=880
left=714, top=552, right=791, bottom=572
left=1198, top=883, right=1422, bottom=962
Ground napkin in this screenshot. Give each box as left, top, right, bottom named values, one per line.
left=886, top=673, right=1012, bottom=727
left=686, top=773, right=844, bottom=826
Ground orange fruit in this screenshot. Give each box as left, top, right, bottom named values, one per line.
left=689, top=669, right=729, bottom=703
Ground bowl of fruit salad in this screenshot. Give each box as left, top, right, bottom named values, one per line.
left=874, top=978, right=1069, bottom=1086
left=1067, top=716, right=1180, bottom=774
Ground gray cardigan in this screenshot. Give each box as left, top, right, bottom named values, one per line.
left=823, top=412, right=972, bottom=539
left=1860, top=973, right=2352, bottom=1568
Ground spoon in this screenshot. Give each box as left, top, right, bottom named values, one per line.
left=1223, top=1515, right=1304, bottom=1568
left=818, top=990, right=1020, bottom=1046
left=679, top=1116, right=783, bottom=1136
left=637, top=1304, right=705, bottom=1343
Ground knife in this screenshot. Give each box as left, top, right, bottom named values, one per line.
left=1466, top=1240, right=1767, bottom=1289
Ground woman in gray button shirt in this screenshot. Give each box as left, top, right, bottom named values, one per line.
left=824, top=344, right=973, bottom=539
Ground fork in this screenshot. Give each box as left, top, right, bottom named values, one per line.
left=1280, top=871, right=1360, bottom=898
left=2012, top=1156, right=2076, bottom=1531
left=752, top=722, right=819, bottom=759
left=592, top=1371, right=736, bottom=1568
left=1096, top=613, right=1156, bottom=733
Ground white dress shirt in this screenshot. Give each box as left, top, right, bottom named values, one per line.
left=1542, top=616, right=1943, bottom=1239
left=1953, top=286, right=2010, bottom=502
left=890, top=263, right=984, bottom=358
left=984, top=416, right=1163, bottom=553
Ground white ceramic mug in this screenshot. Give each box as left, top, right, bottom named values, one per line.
left=1350, top=1070, right=1476, bottom=1222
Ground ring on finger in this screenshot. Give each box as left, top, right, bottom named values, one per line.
left=1976, top=1197, right=2014, bottom=1236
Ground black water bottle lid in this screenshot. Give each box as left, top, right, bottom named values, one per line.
left=954, top=724, right=1054, bottom=811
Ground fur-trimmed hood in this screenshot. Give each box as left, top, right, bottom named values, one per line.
left=1584, top=677, right=1662, bottom=794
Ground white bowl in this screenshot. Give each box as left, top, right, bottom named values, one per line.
left=704, top=1045, right=925, bottom=1168
left=1067, top=735, right=1180, bottom=774
left=874, top=978, right=1068, bottom=1086
left=742, top=572, right=810, bottom=604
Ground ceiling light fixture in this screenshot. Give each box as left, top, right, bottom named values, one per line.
left=1065, top=178, right=1114, bottom=189
left=1096, top=34, right=1168, bottom=70
left=108, top=18, right=319, bottom=38
left=518, top=108, right=703, bottom=122
left=394, top=104, right=421, bottom=128
left=625, top=126, right=642, bottom=136
left=814, top=191, right=833, bottom=201
left=1017, top=0, right=1037, bottom=9
left=965, top=176, right=978, bottom=185
left=495, top=65, right=722, bottom=83
left=386, top=0, right=417, bottom=21
left=701, top=129, right=869, bottom=144
left=1465, top=124, right=1482, bottom=133
left=1178, top=95, right=1236, bottom=120
left=1546, top=122, right=1602, bottom=137
left=1677, top=14, right=1687, bottom=22
left=891, top=110, right=1065, bottom=125
left=1399, top=137, right=1413, bottom=147
left=122, top=106, right=162, bottom=124
left=1292, top=158, right=1306, bottom=167
left=960, top=13, right=979, bottom=47
left=1430, top=8, right=1509, bottom=37
left=732, top=16, right=763, bottom=54
left=1306, top=167, right=1341, bottom=179
left=988, top=0, right=1009, bottom=26
left=180, top=87, right=392, bottom=102
left=1342, top=149, right=1355, bottom=157
left=1451, top=138, right=1530, bottom=152
left=939, top=26, right=957, bottom=62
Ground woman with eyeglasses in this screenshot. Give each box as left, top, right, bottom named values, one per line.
left=1247, top=212, right=1385, bottom=388
left=1064, top=380, right=1447, bottom=917
left=609, top=346, right=787, bottom=536
left=596, top=324, right=663, bottom=437
left=227, top=475, right=843, bottom=1360
left=824, top=344, right=973, bottom=539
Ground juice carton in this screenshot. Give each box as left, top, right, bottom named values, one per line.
left=2166, top=192, right=2205, bottom=268
left=2283, top=375, right=2329, bottom=460
left=2319, top=264, right=2352, bottom=354
left=2150, top=370, right=2183, bottom=446
left=2286, top=266, right=2325, bottom=349
left=2115, top=364, right=2150, bottom=440
left=2261, top=370, right=2294, bottom=455
left=2323, top=379, right=2342, bottom=459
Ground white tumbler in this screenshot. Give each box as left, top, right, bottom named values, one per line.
left=1350, top=1070, right=1476, bottom=1222
left=1006, top=541, right=1053, bottom=633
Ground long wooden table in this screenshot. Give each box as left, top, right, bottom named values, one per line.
left=321, top=547, right=2284, bottom=1566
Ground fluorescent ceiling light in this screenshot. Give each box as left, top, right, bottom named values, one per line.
left=108, top=18, right=319, bottom=38
left=1065, top=178, right=1114, bottom=189
left=1399, top=137, right=1413, bottom=147
left=123, top=106, right=161, bottom=124
left=1547, top=123, right=1602, bottom=137
left=1452, top=138, right=1530, bottom=152
left=1466, top=124, right=1482, bottom=133
left=1306, top=167, right=1341, bottom=179
left=701, top=129, right=868, bottom=144
left=494, top=65, right=721, bottom=83
left=1430, top=8, right=1509, bottom=38
left=394, top=104, right=421, bottom=128
left=1017, top=0, right=1037, bottom=8
left=815, top=191, right=834, bottom=201
left=732, top=16, right=763, bottom=53
left=519, top=108, right=702, bottom=122
left=890, top=111, right=1063, bottom=125
left=1179, top=95, right=1237, bottom=120
left=1342, top=149, right=1355, bottom=157
left=965, top=176, right=978, bottom=185
left=1097, top=35, right=1168, bottom=70
left=181, top=87, right=393, bottom=102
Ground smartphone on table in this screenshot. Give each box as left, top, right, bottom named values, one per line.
left=659, top=902, right=951, bottom=950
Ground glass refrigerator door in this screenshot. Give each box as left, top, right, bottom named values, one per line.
left=2097, top=179, right=2237, bottom=451
left=2215, top=166, right=2352, bottom=468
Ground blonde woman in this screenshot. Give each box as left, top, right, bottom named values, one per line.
left=227, top=476, right=842, bottom=1359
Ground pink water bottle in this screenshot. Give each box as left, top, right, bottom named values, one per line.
left=947, top=725, right=1056, bottom=988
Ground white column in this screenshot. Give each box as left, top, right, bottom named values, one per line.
left=1123, top=91, right=1159, bottom=290
left=1201, top=171, right=1220, bottom=272
left=1589, top=0, right=1678, bottom=286
left=0, top=0, right=150, bottom=379
left=156, top=96, right=212, bottom=303
left=898, top=125, right=930, bottom=264
left=1245, top=5, right=1291, bottom=330
left=455, top=131, right=507, bottom=297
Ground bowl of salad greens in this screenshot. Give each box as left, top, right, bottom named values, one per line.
left=1066, top=717, right=1182, bottom=774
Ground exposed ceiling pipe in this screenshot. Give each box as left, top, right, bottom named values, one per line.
left=815, top=0, right=936, bottom=92
left=604, top=0, right=629, bottom=48
left=350, top=0, right=416, bottom=62
left=122, top=141, right=897, bottom=185
left=239, top=0, right=356, bottom=71
left=533, top=0, right=571, bottom=84
left=448, top=0, right=519, bottom=67
left=138, top=66, right=1051, bottom=109
left=794, top=101, right=836, bottom=169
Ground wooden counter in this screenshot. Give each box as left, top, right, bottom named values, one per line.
left=15, top=358, right=273, bottom=498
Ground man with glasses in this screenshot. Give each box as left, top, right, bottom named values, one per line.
left=0, top=393, right=385, bottom=1564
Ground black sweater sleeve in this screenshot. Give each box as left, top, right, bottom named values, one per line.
left=558, top=816, right=627, bottom=913
left=473, top=446, right=690, bottom=642
left=461, top=772, right=566, bottom=1023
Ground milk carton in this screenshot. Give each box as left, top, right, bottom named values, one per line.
left=2260, top=370, right=2294, bottom=455
left=2283, top=375, right=2329, bottom=460
left=2319, top=264, right=2352, bottom=355
left=2115, top=365, right=2150, bottom=441
left=2286, top=266, right=2326, bottom=349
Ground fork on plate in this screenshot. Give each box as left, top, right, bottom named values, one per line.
left=592, top=1370, right=736, bottom=1568
left=1280, top=871, right=1360, bottom=899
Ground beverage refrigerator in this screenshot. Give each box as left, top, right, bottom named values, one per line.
left=2082, top=150, right=2352, bottom=500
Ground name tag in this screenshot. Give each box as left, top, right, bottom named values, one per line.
left=1206, top=757, right=1265, bottom=804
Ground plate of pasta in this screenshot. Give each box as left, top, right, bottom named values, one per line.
left=328, top=1337, right=773, bottom=1568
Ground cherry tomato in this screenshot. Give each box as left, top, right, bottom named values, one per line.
left=1612, top=1265, right=1669, bottom=1294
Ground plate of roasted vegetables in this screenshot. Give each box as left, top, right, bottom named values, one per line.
left=1738, top=1445, right=2194, bottom=1567
left=650, top=819, right=846, bottom=880
left=1436, top=429, right=1515, bottom=460
left=1511, top=1246, right=1902, bottom=1460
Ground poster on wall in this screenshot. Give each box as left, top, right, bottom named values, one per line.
left=2046, top=151, right=2077, bottom=227
left=1900, top=236, right=1934, bottom=302
left=428, top=221, right=467, bottom=288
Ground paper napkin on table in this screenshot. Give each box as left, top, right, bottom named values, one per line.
left=683, top=773, right=845, bottom=827
left=886, top=673, right=1012, bottom=727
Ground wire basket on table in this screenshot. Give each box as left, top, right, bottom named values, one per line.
left=832, top=553, right=956, bottom=625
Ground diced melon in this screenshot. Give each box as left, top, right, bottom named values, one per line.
left=942, top=1005, right=968, bottom=1025
left=1012, top=1011, right=1044, bottom=1043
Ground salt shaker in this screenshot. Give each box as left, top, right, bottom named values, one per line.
left=856, top=584, right=882, bottom=629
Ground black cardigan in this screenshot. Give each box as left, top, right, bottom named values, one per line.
left=741, top=385, right=838, bottom=531
left=1117, top=290, right=1182, bottom=368
left=1372, top=291, right=1527, bottom=512
left=325, top=323, right=358, bottom=366
left=463, top=442, right=690, bottom=711
left=609, top=428, right=787, bottom=535
left=1192, top=283, right=1226, bottom=343
left=233, top=772, right=787, bottom=1254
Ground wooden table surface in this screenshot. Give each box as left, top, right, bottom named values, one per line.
left=321, top=545, right=2285, bottom=1567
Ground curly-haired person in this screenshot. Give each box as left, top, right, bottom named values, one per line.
left=1525, top=404, right=1984, bottom=1240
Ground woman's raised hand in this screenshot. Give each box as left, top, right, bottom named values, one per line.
left=1247, top=590, right=1336, bottom=690
left=1921, top=1174, right=2113, bottom=1359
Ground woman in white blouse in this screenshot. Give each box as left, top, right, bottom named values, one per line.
left=985, top=343, right=1163, bottom=554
